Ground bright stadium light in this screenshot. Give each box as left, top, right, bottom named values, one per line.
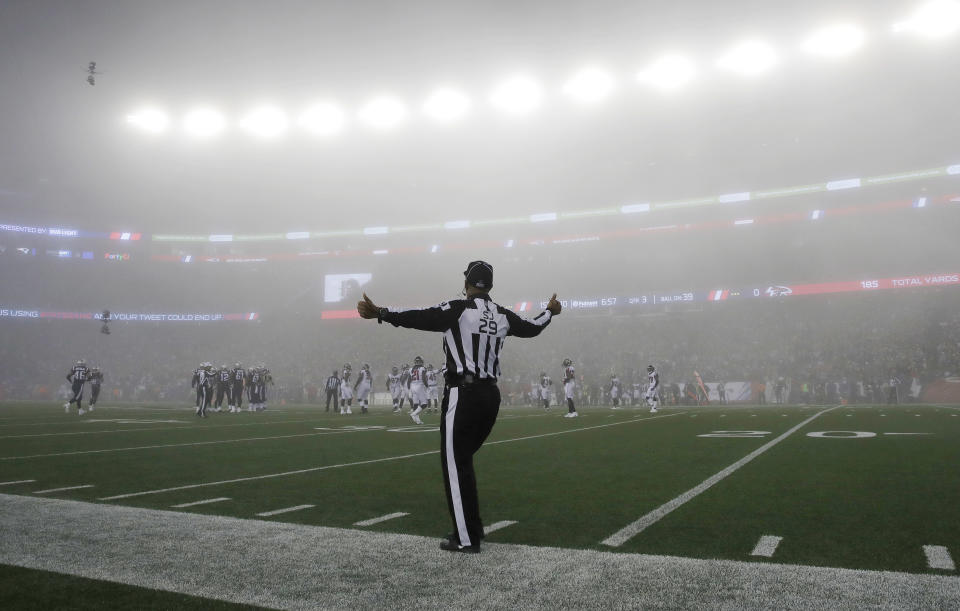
left=489, top=75, right=543, bottom=115
left=562, top=67, right=616, bottom=104
left=299, top=102, right=346, bottom=136
left=636, top=55, right=697, bottom=91
left=183, top=108, right=227, bottom=138
left=716, top=40, right=778, bottom=76
left=423, top=88, right=472, bottom=123
left=357, top=96, right=407, bottom=129
left=125, top=108, right=170, bottom=134
left=239, top=106, right=289, bottom=138
left=893, top=1, right=960, bottom=38
left=802, top=24, right=867, bottom=58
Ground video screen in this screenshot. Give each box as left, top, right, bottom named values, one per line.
left=323, top=273, right=372, bottom=303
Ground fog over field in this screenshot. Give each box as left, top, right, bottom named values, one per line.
left=1, top=0, right=959, bottom=405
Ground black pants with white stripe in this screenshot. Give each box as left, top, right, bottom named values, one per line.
left=440, top=383, right=500, bottom=548
left=68, top=381, right=84, bottom=406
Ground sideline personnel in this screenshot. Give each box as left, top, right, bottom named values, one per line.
left=358, top=260, right=561, bottom=553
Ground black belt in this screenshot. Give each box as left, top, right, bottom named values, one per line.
left=447, top=374, right=497, bottom=387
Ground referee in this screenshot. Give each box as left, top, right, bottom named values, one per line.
left=358, top=260, right=561, bottom=553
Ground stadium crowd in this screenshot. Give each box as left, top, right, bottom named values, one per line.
left=0, top=288, right=957, bottom=407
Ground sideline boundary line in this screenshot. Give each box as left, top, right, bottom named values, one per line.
left=99, top=411, right=686, bottom=501
left=602, top=406, right=841, bottom=547
left=2, top=493, right=959, bottom=610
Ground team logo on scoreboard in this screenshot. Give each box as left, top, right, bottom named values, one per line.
left=765, top=285, right=793, bottom=297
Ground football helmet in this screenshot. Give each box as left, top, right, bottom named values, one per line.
left=647, top=365, right=655, bottom=372
left=562, top=358, right=572, bottom=367
left=235, top=362, right=242, bottom=369
left=76, top=359, right=86, bottom=366
left=344, top=363, right=352, bottom=370
left=392, top=366, right=399, bottom=374
left=414, top=356, right=424, bottom=366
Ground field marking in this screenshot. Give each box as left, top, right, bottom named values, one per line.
left=3, top=493, right=960, bottom=610
left=0, top=430, right=355, bottom=460
left=171, top=497, right=231, bottom=508
left=354, top=512, right=409, bottom=526
left=0, top=479, right=36, bottom=486
left=750, top=535, right=783, bottom=557
left=99, top=412, right=687, bottom=501
left=256, top=504, right=315, bottom=517
left=0, top=417, right=331, bottom=439
left=602, top=406, right=841, bottom=547
left=484, top=520, right=518, bottom=535
left=33, top=484, right=94, bottom=494
left=924, top=545, right=956, bottom=570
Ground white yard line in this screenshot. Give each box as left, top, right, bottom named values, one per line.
left=0, top=418, right=328, bottom=439
left=924, top=545, right=956, bottom=570
left=1, top=430, right=354, bottom=460
left=750, top=535, right=783, bottom=557
left=33, top=484, right=94, bottom=494
left=602, top=406, right=841, bottom=547
left=171, top=497, right=231, bottom=508
left=256, top=504, right=315, bottom=517
left=484, top=520, right=518, bottom=535
left=99, top=412, right=686, bottom=501
left=354, top=512, right=409, bottom=527
left=2, top=493, right=959, bottom=610
left=0, top=479, right=35, bottom=486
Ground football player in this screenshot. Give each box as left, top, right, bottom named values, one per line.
left=645, top=364, right=660, bottom=413
left=88, top=366, right=104, bottom=411
left=425, top=364, right=439, bottom=413
left=196, top=362, right=214, bottom=417
left=539, top=372, right=553, bottom=410
left=398, top=363, right=411, bottom=411
left=215, top=364, right=232, bottom=412
left=64, top=359, right=89, bottom=415
left=230, top=362, right=246, bottom=413
left=562, top=358, right=578, bottom=418
left=609, top=374, right=621, bottom=408
left=408, top=356, right=428, bottom=424
left=354, top=363, right=372, bottom=414
left=387, top=366, right=402, bottom=412
left=340, top=364, right=353, bottom=414
left=191, top=363, right=204, bottom=410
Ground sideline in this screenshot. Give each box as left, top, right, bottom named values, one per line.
left=1, top=493, right=957, bottom=610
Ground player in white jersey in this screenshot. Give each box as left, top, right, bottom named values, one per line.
left=354, top=363, right=372, bottom=414
left=387, top=366, right=403, bottom=412
left=609, top=374, right=621, bottom=408
left=538, top=372, right=553, bottom=410
left=562, top=358, right=578, bottom=418
left=645, top=364, right=660, bottom=413
left=340, top=363, right=353, bottom=414
left=408, top=356, right=429, bottom=424
left=399, top=364, right=412, bottom=410
left=425, top=364, right=440, bottom=413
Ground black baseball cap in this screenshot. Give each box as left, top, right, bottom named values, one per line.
left=463, top=260, right=493, bottom=289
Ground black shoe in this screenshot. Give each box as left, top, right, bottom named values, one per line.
left=440, top=538, right=480, bottom=553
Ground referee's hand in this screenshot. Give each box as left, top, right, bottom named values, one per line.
left=546, top=293, right=562, bottom=316
left=357, top=293, right=381, bottom=319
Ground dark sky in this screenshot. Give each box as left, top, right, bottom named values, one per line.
left=0, top=0, right=956, bottom=232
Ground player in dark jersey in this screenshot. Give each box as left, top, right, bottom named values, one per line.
left=64, top=359, right=89, bottom=415
left=215, top=364, right=232, bottom=413
left=230, top=363, right=246, bottom=413
left=191, top=363, right=204, bottom=409
left=88, top=366, right=104, bottom=411
left=195, top=362, right=214, bottom=417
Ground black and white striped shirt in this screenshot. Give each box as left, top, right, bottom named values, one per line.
left=382, top=295, right=552, bottom=382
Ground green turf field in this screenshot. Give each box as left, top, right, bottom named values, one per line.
left=2, top=401, right=959, bottom=606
